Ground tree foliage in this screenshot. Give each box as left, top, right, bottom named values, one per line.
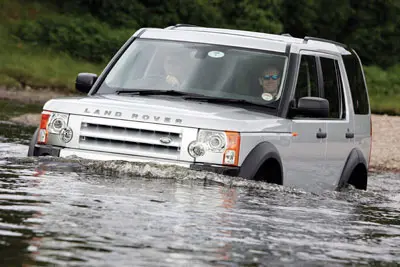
left=13, top=0, right=400, bottom=67
left=281, top=0, right=400, bottom=67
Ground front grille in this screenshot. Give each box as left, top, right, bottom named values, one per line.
left=79, top=122, right=182, bottom=159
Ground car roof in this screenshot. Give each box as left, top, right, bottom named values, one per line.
left=134, top=25, right=351, bottom=56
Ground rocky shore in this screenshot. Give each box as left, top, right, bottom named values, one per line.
left=1, top=87, right=399, bottom=173
left=370, top=115, right=400, bottom=173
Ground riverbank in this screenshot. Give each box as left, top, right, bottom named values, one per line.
left=369, top=114, right=400, bottom=173
left=0, top=87, right=398, bottom=173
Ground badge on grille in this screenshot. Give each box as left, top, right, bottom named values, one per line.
left=159, top=137, right=172, bottom=144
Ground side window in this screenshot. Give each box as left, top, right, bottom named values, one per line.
left=343, top=54, right=369, bottom=114
left=294, top=55, right=319, bottom=100
left=320, top=57, right=343, bottom=119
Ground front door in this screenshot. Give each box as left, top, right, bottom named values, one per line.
left=285, top=53, right=328, bottom=191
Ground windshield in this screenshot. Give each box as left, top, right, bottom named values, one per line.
left=97, top=39, right=288, bottom=106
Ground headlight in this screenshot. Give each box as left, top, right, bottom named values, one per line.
left=48, top=113, right=69, bottom=134
left=188, top=130, right=240, bottom=166
left=37, top=111, right=71, bottom=144
left=198, top=130, right=226, bottom=152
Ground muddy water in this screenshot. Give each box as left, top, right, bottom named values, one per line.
left=0, top=121, right=399, bottom=267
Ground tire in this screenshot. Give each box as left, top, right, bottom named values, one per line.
left=27, top=127, right=39, bottom=157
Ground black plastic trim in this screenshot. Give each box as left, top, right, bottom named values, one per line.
left=33, top=145, right=61, bottom=157
left=190, top=163, right=240, bottom=176
left=303, top=36, right=348, bottom=48
left=316, top=56, right=324, bottom=97
left=239, top=142, right=282, bottom=181
left=285, top=43, right=291, bottom=56
left=167, top=24, right=200, bottom=29
left=278, top=52, right=300, bottom=118
left=336, top=148, right=368, bottom=190
left=27, top=128, right=39, bottom=156
left=316, top=131, right=327, bottom=139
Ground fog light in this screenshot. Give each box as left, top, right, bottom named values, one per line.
left=59, top=127, right=73, bottom=143
left=188, top=141, right=205, bottom=158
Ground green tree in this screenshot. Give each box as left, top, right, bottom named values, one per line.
left=281, top=0, right=351, bottom=39
left=345, top=0, right=400, bottom=67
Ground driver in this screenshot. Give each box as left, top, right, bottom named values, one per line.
left=258, top=65, right=281, bottom=101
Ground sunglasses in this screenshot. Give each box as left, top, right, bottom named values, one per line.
left=262, top=74, right=280, bottom=80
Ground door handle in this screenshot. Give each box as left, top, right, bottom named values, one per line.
left=345, top=132, right=354, bottom=139
left=316, top=131, right=327, bottom=139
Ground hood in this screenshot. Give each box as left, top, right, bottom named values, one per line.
left=43, top=94, right=291, bottom=132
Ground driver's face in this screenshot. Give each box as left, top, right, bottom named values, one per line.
left=260, top=68, right=280, bottom=94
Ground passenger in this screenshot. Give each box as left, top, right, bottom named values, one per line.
left=258, top=65, right=282, bottom=101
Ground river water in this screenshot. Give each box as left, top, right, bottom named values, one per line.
left=0, top=121, right=399, bottom=267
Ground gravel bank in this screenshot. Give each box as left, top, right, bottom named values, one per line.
left=370, top=115, right=400, bottom=172
left=1, top=87, right=399, bottom=172
left=0, top=86, right=71, bottom=104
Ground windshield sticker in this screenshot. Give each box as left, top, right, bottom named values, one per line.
left=261, top=93, right=273, bottom=101
left=208, top=51, right=225, bottom=58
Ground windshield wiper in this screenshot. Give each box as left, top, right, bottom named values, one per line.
left=116, top=89, right=274, bottom=108
left=116, top=89, right=205, bottom=97
left=183, top=95, right=273, bottom=108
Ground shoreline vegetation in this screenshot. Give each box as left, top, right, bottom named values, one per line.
left=0, top=87, right=398, bottom=174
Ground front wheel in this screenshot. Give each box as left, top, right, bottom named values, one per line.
left=27, top=127, right=39, bottom=156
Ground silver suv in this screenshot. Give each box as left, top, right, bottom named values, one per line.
left=28, top=25, right=372, bottom=191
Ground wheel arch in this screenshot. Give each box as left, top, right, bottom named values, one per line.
left=27, top=127, right=39, bottom=157
left=337, top=148, right=368, bottom=190
left=239, top=142, right=283, bottom=185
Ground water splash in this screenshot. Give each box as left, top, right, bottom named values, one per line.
left=2, top=156, right=307, bottom=194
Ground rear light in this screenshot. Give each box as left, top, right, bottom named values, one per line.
left=223, top=131, right=241, bottom=166
left=368, top=116, right=372, bottom=168
left=37, top=112, right=51, bottom=144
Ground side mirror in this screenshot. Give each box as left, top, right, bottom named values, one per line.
left=75, top=73, right=98, bottom=94
left=290, top=97, right=329, bottom=118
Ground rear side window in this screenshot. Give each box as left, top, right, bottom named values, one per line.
left=342, top=54, right=369, bottom=114
left=320, top=57, right=345, bottom=119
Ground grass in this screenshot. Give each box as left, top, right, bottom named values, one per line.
left=0, top=0, right=399, bottom=114
left=0, top=25, right=105, bottom=91
left=364, top=65, right=400, bottom=115
left=0, top=0, right=105, bottom=91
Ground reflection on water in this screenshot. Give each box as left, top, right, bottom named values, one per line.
left=0, top=122, right=399, bottom=266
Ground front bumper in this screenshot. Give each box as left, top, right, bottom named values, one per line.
left=32, top=145, right=240, bottom=176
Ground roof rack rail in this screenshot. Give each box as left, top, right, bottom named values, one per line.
left=165, top=24, right=200, bottom=29
left=303, top=36, right=347, bottom=48
left=281, top=33, right=292, bottom=37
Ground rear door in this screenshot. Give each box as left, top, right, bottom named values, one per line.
left=318, top=54, right=355, bottom=188
left=342, top=51, right=372, bottom=167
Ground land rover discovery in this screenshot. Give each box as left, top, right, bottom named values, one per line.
left=27, top=25, right=372, bottom=191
